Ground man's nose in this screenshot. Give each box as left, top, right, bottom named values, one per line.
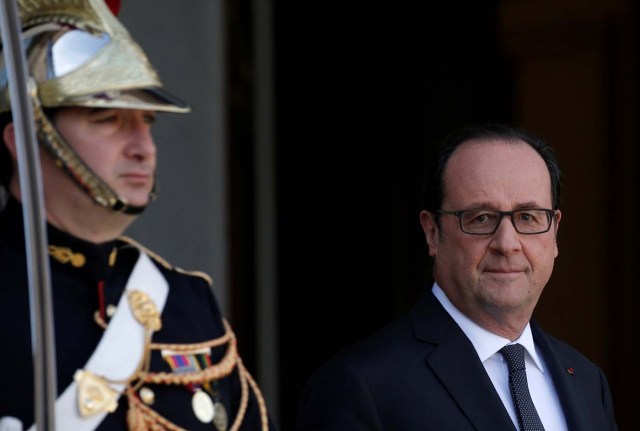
left=489, top=215, right=522, bottom=254
left=126, top=119, right=156, bottom=159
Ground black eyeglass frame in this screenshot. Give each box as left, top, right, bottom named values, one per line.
left=437, top=208, right=559, bottom=235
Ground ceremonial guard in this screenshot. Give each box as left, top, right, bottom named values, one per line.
left=0, top=0, right=276, bottom=430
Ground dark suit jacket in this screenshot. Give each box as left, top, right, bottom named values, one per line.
left=296, top=288, right=617, bottom=430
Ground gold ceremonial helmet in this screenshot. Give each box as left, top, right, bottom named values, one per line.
left=0, top=0, right=189, bottom=113
left=0, top=0, right=190, bottom=214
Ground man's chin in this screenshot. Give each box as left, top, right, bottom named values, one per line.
left=482, top=286, right=539, bottom=311
left=119, top=192, right=153, bottom=210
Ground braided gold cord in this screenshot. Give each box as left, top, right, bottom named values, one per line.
left=150, top=320, right=233, bottom=351
left=141, top=336, right=237, bottom=386
left=125, top=347, right=253, bottom=431
left=240, top=360, right=270, bottom=431
left=229, top=357, right=250, bottom=431
left=126, top=388, right=186, bottom=431
left=90, top=307, right=266, bottom=430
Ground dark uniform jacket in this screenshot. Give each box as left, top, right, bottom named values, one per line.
left=0, top=197, right=276, bottom=430
left=296, top=286, right=618, bottom=431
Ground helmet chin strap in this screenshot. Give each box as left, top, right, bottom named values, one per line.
left=31, top=93, right=155, bottom=215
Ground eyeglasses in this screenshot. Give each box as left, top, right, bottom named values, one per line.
left=438, top=208, right=558, bottom=235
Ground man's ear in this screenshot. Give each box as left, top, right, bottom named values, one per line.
left=419, top=210, right=439, bottom=257
left=2, top=123, right=17, bottom=160
left=553, top=209, right=562, bottom=257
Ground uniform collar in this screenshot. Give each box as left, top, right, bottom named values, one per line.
left=1, top=196, right=123, bottom=282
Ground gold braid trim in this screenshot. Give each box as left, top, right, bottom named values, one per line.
left=230, top=357, right=249, bottom=431
left=118, top=236, right=214, bottom=285
left=101, top=310, right=265, bottom=431
left=240, top=360, right=270, bottom=431
left=118, top=236, right=174, bottom=270
left=124, top=336, right=256, bottom=430
left=150, top=320, right=232, bottom=351
left=140, top=335, right=238, bottom=386
left=125, top=358, right=263, bottom=431
left=127, top=388, right=186, bottom=431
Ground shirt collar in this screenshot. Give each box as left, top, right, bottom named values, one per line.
left=432, top=283, right=545, bottom=373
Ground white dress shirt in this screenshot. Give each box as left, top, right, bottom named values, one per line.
left=432, top=283, right=568, bottom=430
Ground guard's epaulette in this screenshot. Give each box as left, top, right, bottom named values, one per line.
left=118, top=236, right=213, bottom=285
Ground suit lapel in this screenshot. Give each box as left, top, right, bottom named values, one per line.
left=532, top=322, right=593, bottom=431
left=410, top=290, right=515, bottom=430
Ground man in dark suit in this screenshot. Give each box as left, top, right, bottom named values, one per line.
left=295, top=124, right=617, bottom=430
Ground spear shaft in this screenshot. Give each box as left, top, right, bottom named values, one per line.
left=0, top=0, right=57, bottom=429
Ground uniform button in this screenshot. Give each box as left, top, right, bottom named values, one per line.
left=106, top=304, right=117, bottom=317
left=139, top=387, right=155, bottom=405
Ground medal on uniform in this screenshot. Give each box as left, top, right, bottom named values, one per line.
left=192, top=388, right=215, bottom=423
left=212, top=397, right=229, bottom=431
left=163, top=349, right=228, bottom=429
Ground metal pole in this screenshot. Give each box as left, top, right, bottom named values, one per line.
left=0, top=0, right=57, bottom=429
